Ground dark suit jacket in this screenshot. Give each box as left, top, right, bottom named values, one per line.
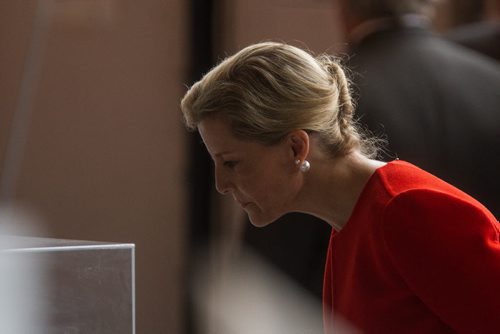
left=348, top=24, right=500, bottom=217
left=446, top=22, right=500, bottom=62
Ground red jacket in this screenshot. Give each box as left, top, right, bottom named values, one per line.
left=323, top=160, right=500, bottom=333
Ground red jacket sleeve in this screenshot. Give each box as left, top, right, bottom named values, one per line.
left=381, top=189, right=500, bottom=334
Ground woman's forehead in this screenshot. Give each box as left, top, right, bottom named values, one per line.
left=199, top=118, right=278, bottom=158
left=198, top=118, right=243, bottom=155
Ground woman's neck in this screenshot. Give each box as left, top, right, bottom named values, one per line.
left=294, top=152, right=386, bottom=231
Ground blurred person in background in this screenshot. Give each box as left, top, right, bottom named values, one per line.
left=445, top=0, right=500, bottom=61
left=336, top=0, right=500, bottom=217
left=181, top=41, right=500, bottom=333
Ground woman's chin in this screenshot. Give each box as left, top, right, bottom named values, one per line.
left=247, top=211, right=281, bottom=228
left=248, top=218, right=273, bottom=228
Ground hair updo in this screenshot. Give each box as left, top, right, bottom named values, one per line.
left=181, top=41, right=378, bottom=158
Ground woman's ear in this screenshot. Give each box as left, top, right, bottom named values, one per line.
left=288, top=130, right=310, bottom=161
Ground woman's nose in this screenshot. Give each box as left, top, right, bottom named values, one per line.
left=215, top=167, right=231, bottom=194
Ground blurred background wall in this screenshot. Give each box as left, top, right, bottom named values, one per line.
left=0, top=0, right=494, bottom=333
left=0, top=1, right=187, bottom=333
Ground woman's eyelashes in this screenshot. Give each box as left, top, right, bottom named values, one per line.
left=223, top=160, right=238, bottom=169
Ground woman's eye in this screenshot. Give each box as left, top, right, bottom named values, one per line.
left=223, top=160, right=238, bottom=169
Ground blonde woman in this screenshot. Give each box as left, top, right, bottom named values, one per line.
left=181, top=42, right=500, bottom=333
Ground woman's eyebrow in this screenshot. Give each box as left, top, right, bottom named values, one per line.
left=214, top=150, right=235, bottom=158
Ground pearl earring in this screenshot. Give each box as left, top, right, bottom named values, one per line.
left=300, top=160, right=311, bottom=172
left=294, top=159, right=310, bottom=172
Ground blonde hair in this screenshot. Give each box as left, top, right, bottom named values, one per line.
left=181, top=42, right=378, bottom=158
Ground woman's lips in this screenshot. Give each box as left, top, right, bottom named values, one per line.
left=233, top=194, right=252, bottom=209
left=235, top=198, right=250, bottom=208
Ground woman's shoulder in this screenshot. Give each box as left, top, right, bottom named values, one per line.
left=373, top=159, right=496, bottom=223
left=378, top=170, right=498, bottom=245
left=378, top=184, right=498, bottom=271
left=376, top=160, right=481, bottom=205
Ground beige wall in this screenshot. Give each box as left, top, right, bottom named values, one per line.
left=0, top=1, right=188, bottom=333
left=217, top=0, right=344, bottom=55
